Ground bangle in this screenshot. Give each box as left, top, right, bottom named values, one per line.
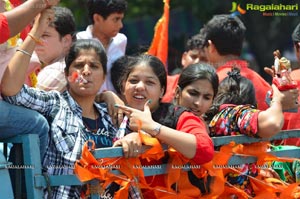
left=151, top=124, right=162, bottom=137
left=16, top=49, right=32, bottom=57
left=27, top=33, right=43, bottom=45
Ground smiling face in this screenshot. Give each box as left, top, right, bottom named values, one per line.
left=176, top=79, right=214, bottom=117
left=122, top=63, right=164, bottom=111
left=67, top=49, right=105, bottom=98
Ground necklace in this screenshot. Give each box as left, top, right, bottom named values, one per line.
left=82, top=108, right=99, bottom=133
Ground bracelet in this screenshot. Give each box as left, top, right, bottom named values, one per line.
left=151, top=124, right=162, bottom=137
left=16, top=49, right=32, bottom=57
left=27, top=33, right=43, bottom=45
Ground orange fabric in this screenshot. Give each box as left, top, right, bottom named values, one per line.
left=74, top=121, right=167, bottom=198
left=138, top=129, right=165, bottom=161
left=147, top=0, right=170, bottom=67
left=75, top=139, right=300, bottom=198
left=215, top=141, right=300, bottom=198
left=165, top=148, right=187, bottom=191
left=279, top=183, right=300, bottom=199
left=74, top=140, right=148, bottom=197
left=75, top=114, right=300, bottom=199
left=163, top=147, right=208, bottom=198
left=218, top=186, right=250, bottom=199
left=200, top=158, right=227, bottom=198
left=250, top=176, right=285, bottom=197
left=161, top=74, right=179, bottom=103
left=142, top=111, right=214, bottom=197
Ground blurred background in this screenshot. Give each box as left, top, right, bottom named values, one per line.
left=60, top=0, right=300, bottom=83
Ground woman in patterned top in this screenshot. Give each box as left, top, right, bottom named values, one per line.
left=204, top=67, right=285, bottom=197
left=1, top=10, right=139, bottom=198
left=206, top=67, right=285, bottom=138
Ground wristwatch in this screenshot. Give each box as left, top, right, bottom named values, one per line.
left=151, top=124, right=162, bottom=137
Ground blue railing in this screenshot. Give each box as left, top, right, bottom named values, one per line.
left=1, top=129, right=300, bottom=198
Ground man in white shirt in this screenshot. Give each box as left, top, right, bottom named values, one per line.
left=77, top=0, right=127, bottom=93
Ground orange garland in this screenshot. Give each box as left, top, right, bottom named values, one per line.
left=74, top=136, right=300, bottom=198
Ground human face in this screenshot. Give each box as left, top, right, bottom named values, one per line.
left=177, top=79, right=214, bottom=117
left=94, top=12, right=124, bottom=39
left=67, top=49, right=105, bottom=98
left=181, top=49, right=207, bottom=68
left=35, top=26, right=66, bottom=65
left=122, top=64, right=164, bottom=111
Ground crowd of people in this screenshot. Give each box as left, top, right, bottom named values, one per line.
left=0, top=0, right=300, bottom=198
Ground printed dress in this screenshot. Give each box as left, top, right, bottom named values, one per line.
left=209, top=104, right=261, bottom=197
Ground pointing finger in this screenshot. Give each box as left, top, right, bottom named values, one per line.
left=114, top=104, right=133, bottom=114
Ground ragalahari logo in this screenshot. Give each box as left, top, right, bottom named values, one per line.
left=230, top=1, right=247, bottom=16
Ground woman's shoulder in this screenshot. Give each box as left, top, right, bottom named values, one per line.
left=177, top=111, right=204, bottom=124
left=152, top=103, right=189, bottom=129
left=155, top=103, right=188, bottom=118
left=94, top=102, right=109, bottom=113
left=210, top=104, right=259, bottom=127
left=219, top=104, right=257, bottom=112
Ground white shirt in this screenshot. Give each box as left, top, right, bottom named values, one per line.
left=76, top=25, right=127, bottom=93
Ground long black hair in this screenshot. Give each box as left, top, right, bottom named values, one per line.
left=205, top=67, right=257, bottom=121
left=64, top=39, right=107, bottom=75
left=178, top=63, right=219, bottom=99
left=119, top=54, right=167, bottom=96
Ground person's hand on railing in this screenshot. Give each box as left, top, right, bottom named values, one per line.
left=112, top=132, right=142, bottom=158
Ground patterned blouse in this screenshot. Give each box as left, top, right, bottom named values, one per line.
left=208, top=104, right=261, bottom=197
left=209, top=104, right=261, bottom=137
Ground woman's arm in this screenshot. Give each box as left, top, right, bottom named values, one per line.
left=116, top=101, right=213, bottom=161
left=3, top=0, right=59, bottom=40
left=151, top=121, right=198, bottom=159
left=258, top=84, right=284, bottom=138
left=95, top=91, right=125, bottom=126
left=1, top=8, right=54, bottom=96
